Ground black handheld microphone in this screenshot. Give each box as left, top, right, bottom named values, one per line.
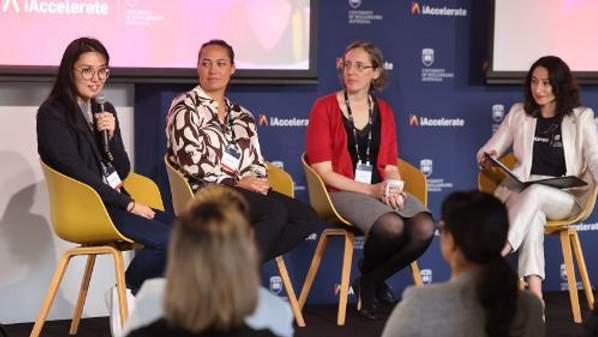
left=95, top=94, right=114, bottom=162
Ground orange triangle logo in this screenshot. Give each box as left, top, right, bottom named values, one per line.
left=258, top=114, right=269, bottom=126
left=409, top=114, right=419, bottom=126
left=411, top=2, right=421, bottom=14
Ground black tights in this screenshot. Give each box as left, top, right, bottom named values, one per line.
left=360, top=212, right=435, bottom=303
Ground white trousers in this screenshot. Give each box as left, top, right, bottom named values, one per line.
left=504, top=183, right=577, bottom=279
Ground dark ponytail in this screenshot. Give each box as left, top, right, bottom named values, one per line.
left=477, top=257, right=519, bottom=337
left=441, top=191, right=519, bottom=337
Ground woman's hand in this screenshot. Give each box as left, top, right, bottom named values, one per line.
left=369, top=181, right=387, bottom=200
left=236, top=176, right=271, bottom=195
left=94, top=112, right=116, bottom=139
left=128, top=201, right=155, bottom=219
left=384, top=191, right=406, bottom=210
left=478, top=149, right=497, bottom=170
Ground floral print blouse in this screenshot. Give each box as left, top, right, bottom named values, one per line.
left=166, top=85, right=266, bottom=191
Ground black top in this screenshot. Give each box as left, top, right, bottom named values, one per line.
left=126, top=319, right=279, bottom=337
left=37, top=99, right=132, bottom=209
left=342, top=101, right=382, bottom=184
left=531, top=116, right=566, bottom=177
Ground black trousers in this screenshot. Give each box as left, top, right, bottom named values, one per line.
left=231, top=187, right=319, bottom=262
left=108, top=207, right=171, bottom=293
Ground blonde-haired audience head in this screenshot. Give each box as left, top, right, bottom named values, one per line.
left=164, top=185, right=259, bottom=332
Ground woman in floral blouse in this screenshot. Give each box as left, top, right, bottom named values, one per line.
left=166, top=39, right=318, bottom=262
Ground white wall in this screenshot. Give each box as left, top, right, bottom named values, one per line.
left=0, top=82, right=135, bottom=324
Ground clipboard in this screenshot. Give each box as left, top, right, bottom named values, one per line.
left=484, top=153, right=587, bottom=189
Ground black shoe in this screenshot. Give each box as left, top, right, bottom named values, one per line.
left=352, top=277, right=382, bottom=321
left=376, top=281, right=398, bottom=307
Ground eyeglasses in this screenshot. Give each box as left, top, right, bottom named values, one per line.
left=72, top=66, right=110, bottom=81
left=339, top=61, right=375, bottom=72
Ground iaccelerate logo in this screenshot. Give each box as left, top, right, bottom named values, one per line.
left=2, top=0, right=109, bottom=15
left=2, top=0, right=19, bottom=12
left=410, top=2, right=467, bottom=17
left=257, top=114, right=309, bottom=127
left=335, top=283, right=355, bottom=297
left=574, top=221, right=598, bottom=232
left=408, top=114, right=465, bottom=127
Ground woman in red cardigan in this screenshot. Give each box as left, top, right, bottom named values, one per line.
left=306, top=41, right=435, bottom=320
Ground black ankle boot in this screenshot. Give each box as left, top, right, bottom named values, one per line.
left=376, top=282, right=398, bottom=307
left=352, top=277, right=382, bottom=321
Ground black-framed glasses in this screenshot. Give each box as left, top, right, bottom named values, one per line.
left=72, top=66, right=110, bottom=81
left=338, top=60, right=375, bottom=72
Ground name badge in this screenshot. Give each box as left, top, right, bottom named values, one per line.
left=105, top=166, right=123, bottom=190
left=354, top=161, right=372, bottom=184
left=221, top=146, right=241, bottom=174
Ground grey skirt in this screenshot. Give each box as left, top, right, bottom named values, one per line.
left=330, top=191, right=430, bottom=233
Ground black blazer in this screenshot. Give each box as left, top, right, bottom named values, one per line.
left=37, top=98, right=132, bottom=209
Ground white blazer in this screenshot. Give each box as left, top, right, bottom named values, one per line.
left=477, top=103, right=598, bottom=204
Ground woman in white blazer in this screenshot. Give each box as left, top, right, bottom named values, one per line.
left=477, top=55, right=598, bottom=302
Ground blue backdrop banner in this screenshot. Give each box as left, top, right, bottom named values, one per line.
left=133, top=0, right=598, bottom=304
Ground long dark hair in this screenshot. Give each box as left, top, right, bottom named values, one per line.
left=523, top=55, right=580, bottom=119
left=441, top=191, right=519, bottom=337
left=45, top=37, right=110, bottom=130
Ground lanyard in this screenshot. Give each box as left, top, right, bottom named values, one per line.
left=215, top=103, right=237, bottom=147
left=344, top=90, right=373, bottom=163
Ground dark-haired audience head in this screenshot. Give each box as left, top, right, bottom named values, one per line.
left=339, top=41, right=388, bottom=93
left=49, top=37, right=110, bottom=105
left=164, top=185, right=258, bottom=333
left=440, top=191, right=518, bottom=337
left=196, top=39, right=236, bottom=94
left=523, top=55, right=580, bottom=119
left=439, top=191, right=508, bottom=265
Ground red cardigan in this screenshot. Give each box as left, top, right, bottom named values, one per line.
left=305, top=93, right=398, bottom=187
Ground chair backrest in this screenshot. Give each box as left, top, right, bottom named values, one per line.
left=301, top=153, right=352, bottom=226
left=397, top=158, right=428, bottom=207
left=40, top=160, right=133, bottom=244
left=123, top=173, right=165, bottom=211
left=478, top=153, right=517, bottom=194
left=164, top=156, right=195, bottom=217
left=267, top=162, right=294, bottom=198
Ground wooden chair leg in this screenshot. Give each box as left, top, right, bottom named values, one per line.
left=337, top=232, right=354, bottom=326
left=110, top=248, right=129, bottom=328
left=69, top=254, right=97, bottom=335
left=30, top=249, right=75, bottom=337
left=410, top=261, right=423, bottom=286
left=298, top=232, right=332, bottom=309
left=560, top=230, right=582, bottom=323
left=570, top=230, right=595, bottom=310
left=275, top=256, right=305, bottom=327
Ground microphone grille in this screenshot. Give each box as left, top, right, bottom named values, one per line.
left=96, top=94, right=107, bottom=105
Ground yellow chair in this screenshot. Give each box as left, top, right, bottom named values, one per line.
left=478, top=154, right=596, bottom=323
left=163, top=157, right=306, bottom=327
left=298, top=154, right=425, bottom=326
left=31, top=161, right=164, bottom=337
